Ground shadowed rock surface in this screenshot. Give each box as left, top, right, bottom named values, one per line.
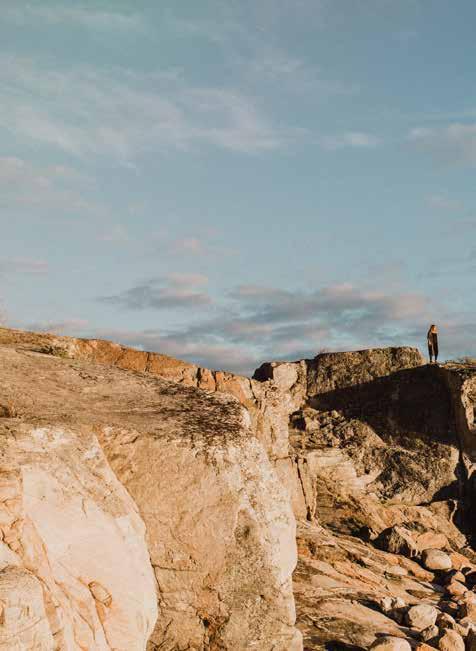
left=253, top=350, right=476, bottom=650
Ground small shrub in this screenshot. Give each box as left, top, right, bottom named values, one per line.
left=38, top=344, right=69, bottom=359
left=455, top=356, right=476, bottom=366
left=0, top=400, right=19, bottom=418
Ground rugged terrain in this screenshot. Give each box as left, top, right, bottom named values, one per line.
left=0, top=326, right=476, bottom=650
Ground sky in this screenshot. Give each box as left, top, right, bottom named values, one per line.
left=1, top=0, right=476, bottom=375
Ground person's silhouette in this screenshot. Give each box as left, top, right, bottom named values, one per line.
left=427, top=324, right=439, bottom=364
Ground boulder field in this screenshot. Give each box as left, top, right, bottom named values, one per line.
left=0, top=326, right=476, bottom=650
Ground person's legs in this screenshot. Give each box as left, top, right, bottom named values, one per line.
left=434, top=342, right=438, bottom=363
left=428, top=344, right=433, bottom=363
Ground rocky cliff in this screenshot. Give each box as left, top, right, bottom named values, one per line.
left=1, top=327, right=476, bottom=650
left=0, top=330, right=300, bottom=651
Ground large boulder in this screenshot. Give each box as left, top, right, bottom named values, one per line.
left=422, top=549, right=453, bottom=571
left=406, top=604, right=439, bottom=631
left=305, top=347, right=424, bottom=395
left=438, top=629, right=465, bottom=651
left=370, top=636, right=412, bottom=650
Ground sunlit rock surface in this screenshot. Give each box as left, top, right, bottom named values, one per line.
left=0, top=330, right=301, bottom=650
left=2, top=326, right=476, bottom=650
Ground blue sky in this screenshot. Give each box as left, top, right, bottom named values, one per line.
left=1, top=0, right=475, bottom=374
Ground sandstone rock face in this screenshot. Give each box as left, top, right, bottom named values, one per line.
left=0, top=335, right=301, bottom=650
left=0, top=327, right=298, bottom=465
left=301, top=364, right=461, bottom=513
left=254, top=347, right=424, bottom=395
left=99, top=426, right=300, bottom=651
left=0, top=566, right=55, bottom=650
left=0, top=415, right=158, bottom=650
left=3, top=327, right=476, bottom=651
left=438, top=364, right=476, bottom=535
left=439, top=363, right=476, bottom=462
left=305, top=347, right=425, bottom=395
left=262, top=349, right=476, bottom=650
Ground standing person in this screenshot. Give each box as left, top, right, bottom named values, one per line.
left=427, top=324, right=439, bottom=364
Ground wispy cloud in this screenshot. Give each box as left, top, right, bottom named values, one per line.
left=0, top=156, right=102, bottom=217
left=454, top=219, right=476, bottom=232
left=227, top=283, right=429, bottom=330
left=97, top=225, right=129, bottom=243
left=419, top=248, right=476, bottom=279
left=0, top=258, right=48, bottom=275
left=0, top=156, right=72, bottom=181
left=173, top=237, right=205, bottom=255
left=319, top=131, right=381, bottom=150
left=170, top=9, right=354, bottom=98
left=167, top=273, right=209, bottom=287
left=409, top=123, right=476, bottom=164
left=169, top=1, right=327, bottom=48
left=4, top=5, right=146, bottom=32
left=147, top=229, right=236, bottom=259
left=168, top=234, right=236, bottom=258
left=0, top=56, right=290, bottom=160
left=99, top=274, right=211, bottom=310
left=427, top=194, right=464, bottom=212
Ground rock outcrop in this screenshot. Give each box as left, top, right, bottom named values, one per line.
left=255, top=351, right=476, bottom=649
left=2, top=326, right=476, bottom=650
left=0, top=333, right=301, bottom=650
